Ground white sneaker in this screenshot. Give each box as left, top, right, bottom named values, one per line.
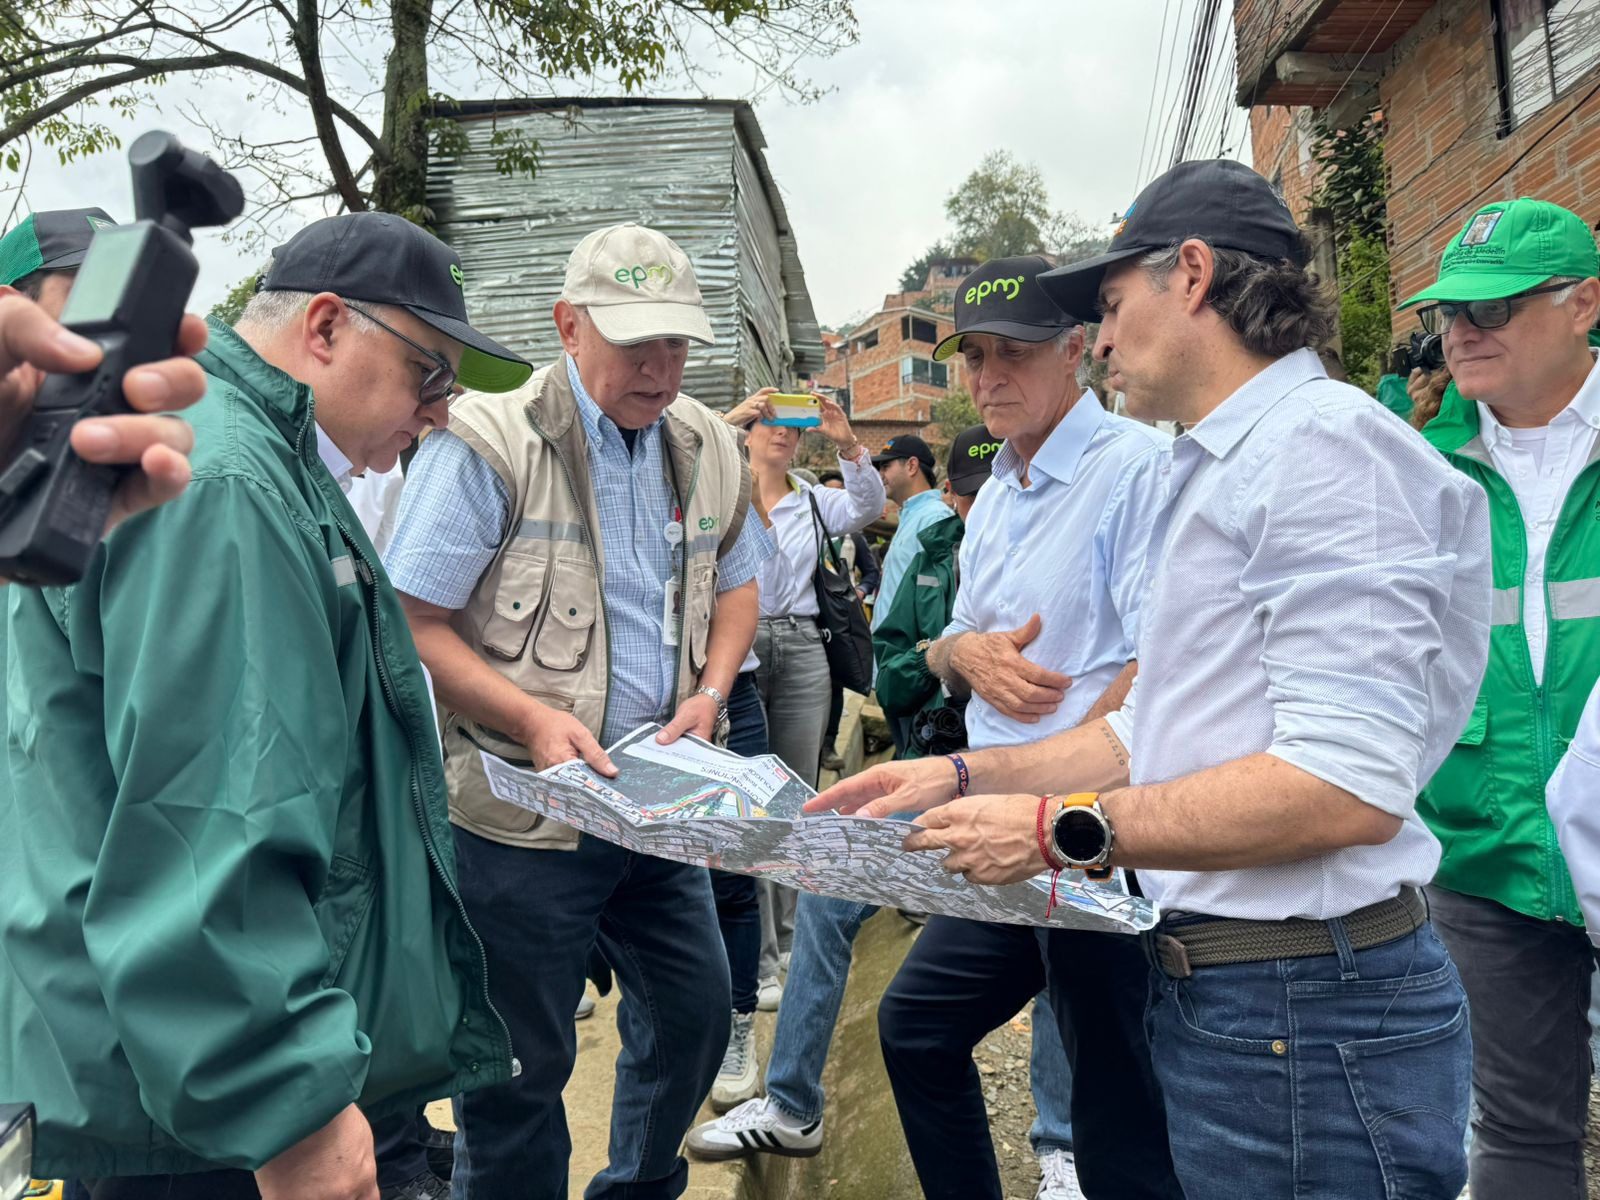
left=685, top=1096, right=823, bottom=1161
left=1036, top=1149, right=1087, bottom=1200
left=710, top=1011, right=760, bottom=1112
left=756, top=976, right=783, bottom=1012
left=575, top=993, right=596, bottom=1020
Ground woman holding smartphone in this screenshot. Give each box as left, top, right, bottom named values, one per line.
left=701, top=388, right=884, bottom=1110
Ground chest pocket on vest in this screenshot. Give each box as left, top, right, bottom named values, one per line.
left=535, top=558, right=599, bottom=671
left=482, top=554, right=549, bottom=661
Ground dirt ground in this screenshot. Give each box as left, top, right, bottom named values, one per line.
left=974, top=1006, right=1049, bottom=1200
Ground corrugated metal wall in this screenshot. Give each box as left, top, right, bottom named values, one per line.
left=427, top=101, right=822, bottom=410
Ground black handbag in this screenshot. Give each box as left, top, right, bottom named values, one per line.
left=807, top=492, right=876, bottom=694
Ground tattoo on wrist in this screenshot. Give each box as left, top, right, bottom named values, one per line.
left=1098, top=723, right=1128, bottom=770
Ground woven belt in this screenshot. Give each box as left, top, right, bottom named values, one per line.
left=1151, top=887, right=1426, bottom=979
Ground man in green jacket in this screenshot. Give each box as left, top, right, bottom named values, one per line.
left=873, top=423, right=998, bottom=746
left=1405, top=197, right=1600, bottom=1200
left=0, top=212, right=532, bottom=1200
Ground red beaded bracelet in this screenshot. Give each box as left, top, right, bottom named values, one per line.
left=1035, top=794, right=1065, bottom=870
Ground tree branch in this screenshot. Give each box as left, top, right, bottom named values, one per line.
left=290, top=0, right=366, bottom=209
left=0, top=49, right=382, bottom=155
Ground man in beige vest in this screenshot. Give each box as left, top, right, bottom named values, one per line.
left=386, top=224, right=770, bottom=1200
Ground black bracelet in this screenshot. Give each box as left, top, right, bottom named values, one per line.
left=946, top=752, right=970, bottom=797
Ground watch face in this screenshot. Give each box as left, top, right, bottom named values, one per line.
left=1055, top=807, right=1107, bottom=862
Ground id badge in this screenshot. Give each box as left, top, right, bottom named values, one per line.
left=663, top=578, right=682, bottom=646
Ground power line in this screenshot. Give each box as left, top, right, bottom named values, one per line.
left=1132, top=0, right=1180, bottom=195
left=1148, top=0, right=1203, bottom=183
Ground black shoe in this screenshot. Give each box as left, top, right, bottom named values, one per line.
left=381, top=1170, right=450, bottom=1200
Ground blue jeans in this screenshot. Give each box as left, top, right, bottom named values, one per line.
left=1146, top=918, right=1471, bottom=1200
left=765, top=891, right=878, bottom=1123
left=1029, top=989, right=1073, bottom=1156
left=712, top=671, right=767, bottom=1014
left=762, top=906, right=1082, bottom=1182
left=450, top=828, right=730, bottom=1200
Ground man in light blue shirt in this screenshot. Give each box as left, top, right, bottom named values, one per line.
left=871, top=433, right=954, bottom=630
left=870, top=433, right=955, bottom=754
left=879, top=255, right=1180, bottom=1200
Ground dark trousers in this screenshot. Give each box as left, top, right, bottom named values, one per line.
left=824, top=682, right=845, bottom=748
left=712, top=671, right=767, bottom=1014
left=1429, top=885, right=1598, bottom=1200
left=372, top=1106, right=433, bottom=1188
left=84, top=1172, right=259, bottom=1199
left=878, top=915, right=1181, bottom=1200
left=450, top=827, right=729, bottom=1200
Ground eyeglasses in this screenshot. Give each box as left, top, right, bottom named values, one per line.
left=344, top=302, right=457, bottom=404
left=1416, top=281, right=1574, bottom=336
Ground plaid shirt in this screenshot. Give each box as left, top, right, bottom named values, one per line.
left=387, top=356, right=770, bottom=744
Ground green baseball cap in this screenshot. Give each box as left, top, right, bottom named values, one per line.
left=0, top=208, right=118, bottom=288
left=1399, top=197, right=1600, bottom=309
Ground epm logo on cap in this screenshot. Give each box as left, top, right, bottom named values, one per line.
left=616, top=263, right=675, bottom=289
left=967, top=439, right=1002, bottom=460
left=964, top=275, right=1027, bottom=305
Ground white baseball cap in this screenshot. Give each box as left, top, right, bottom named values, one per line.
left=560, top=223, right=716, bottom=346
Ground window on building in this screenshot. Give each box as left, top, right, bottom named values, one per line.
left=901, top=316, right=937, bottom=344
left=836, top=386, right=851, bottom=412
left=900, top=356, right=949, bottom=388
left=1495, top=0, right=1600, bottom=129
left=852, top=329, right=879, bottom=353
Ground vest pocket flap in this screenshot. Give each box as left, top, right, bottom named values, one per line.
left=1457, top=694, right=1488, bottom=746
left=483, top=554, right=548, bottom=660
left=687, top=562, right=716, bottom=672
left=534, top=559, right=598, bottom=670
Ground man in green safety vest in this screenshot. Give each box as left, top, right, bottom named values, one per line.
left=1406, top=197, right=1600, bottom=1200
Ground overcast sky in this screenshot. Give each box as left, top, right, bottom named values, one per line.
left=0, top=0, right=1250, bottom=327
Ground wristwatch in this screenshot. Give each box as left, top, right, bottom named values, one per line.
left=694, top=684, right=731, bottom=744
left=1050, top=792, right=1115, bottom=881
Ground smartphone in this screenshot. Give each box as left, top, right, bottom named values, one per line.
left=762, top=393, right=822, bottom=428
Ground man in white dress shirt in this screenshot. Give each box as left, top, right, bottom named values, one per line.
left=815, top=159, right=1492, bottom=1200
left=875, top=255, right=1179, bottom=1200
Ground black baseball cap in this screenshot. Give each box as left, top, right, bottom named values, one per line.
left=1036, top=159, right=1309, bottom=322
left=947, top=424, right=1001, bottom=496
left=933, top=255, right=1077, bottom=362
left=260, top=212, right=533, bottom=393
left=871, top=434, right=937, bottom=475
left=0, top=208, right=117, bottom=287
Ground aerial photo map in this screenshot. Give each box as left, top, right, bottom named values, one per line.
left=479, top=726, right=1157, bottom=934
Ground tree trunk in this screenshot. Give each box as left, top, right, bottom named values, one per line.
left=371, top=0, right=433, bottom=223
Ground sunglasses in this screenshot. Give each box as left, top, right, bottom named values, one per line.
left=1415, top=281, right=1573, bottom=336
left=344, top=302, right=457, bottom=404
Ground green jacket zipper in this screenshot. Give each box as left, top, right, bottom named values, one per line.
left=298, top=409, right=515, bottom=1078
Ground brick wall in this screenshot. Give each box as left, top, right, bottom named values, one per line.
left=816, top=306, right=965, bottom=426
left=1251, top=106, right=1324, bottom=220
left=1382, top=0, right=1600, bottom=331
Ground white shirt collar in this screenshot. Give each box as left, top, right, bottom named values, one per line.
left=1477, top=348, right=1600, bottom=450
left=314, top=422, right=356, bottom=494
